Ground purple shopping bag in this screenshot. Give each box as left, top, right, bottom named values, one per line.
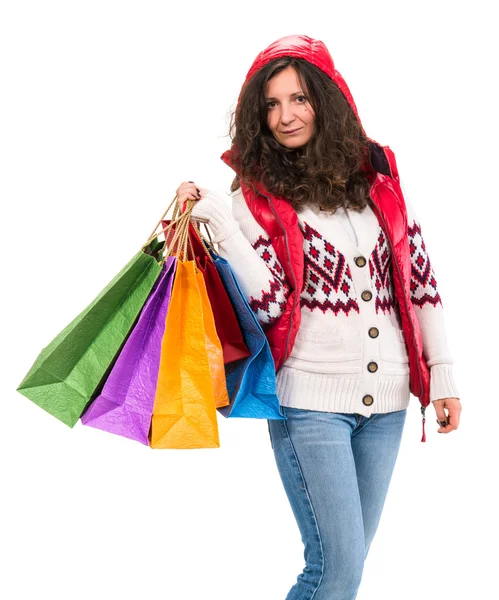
left=80, top=257, right=177, bottom=445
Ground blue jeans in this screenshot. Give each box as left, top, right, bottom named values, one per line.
left=267, top=406, right=407, bottom=600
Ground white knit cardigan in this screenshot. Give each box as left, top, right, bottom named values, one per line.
left=190, top=184, right=460, bottom=417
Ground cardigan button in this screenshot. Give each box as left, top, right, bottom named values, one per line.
left=368, top=327, right=379, bottom=338
left=355, top=256, right=367, bottom=267
left=362, top=394, right=374, bottom=406
left=367, top=361, right=378, bottom=373
left=361, top=290, right=373, bottom=302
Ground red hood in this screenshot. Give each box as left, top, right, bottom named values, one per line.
left=221, top=34, right=372, bottom=173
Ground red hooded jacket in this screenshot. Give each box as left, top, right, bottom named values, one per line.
left=221, top=35, right=430, bottom=442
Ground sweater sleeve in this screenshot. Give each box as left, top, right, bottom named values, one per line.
left=190, top=187, right=291, bottom=326
left=401, top=184, right=460, bottom=402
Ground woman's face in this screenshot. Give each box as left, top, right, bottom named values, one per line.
left=264, top=66, right=316, bottom=149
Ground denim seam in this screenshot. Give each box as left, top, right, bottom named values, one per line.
left=281, top=417, right=325, bottom=600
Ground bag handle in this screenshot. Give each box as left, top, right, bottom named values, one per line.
left=190, top=221, right=217, bottom=258
left=164, top=207, right=195, bottom=263
left=141, top=195, right=179, bottom=251
left=140, top=196, right=196, bottom=265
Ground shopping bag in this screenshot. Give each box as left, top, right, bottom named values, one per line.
left=149, top=260, right=221, bottom=448
left=16, top=244, right=164, bottom=427
left=209, top=251, right=285, bottom=421
left=149, top=206, right=225, bottom=449
left=196, top=267, right=230, bottom=410
left=161, top=218, right=229, bottom=408
left=80, top=257, right=177, bottom=444
left=161, top=219, right=250, bottom=365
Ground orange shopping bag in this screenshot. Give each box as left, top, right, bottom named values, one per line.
left=149, top=202, right=228, bottom=449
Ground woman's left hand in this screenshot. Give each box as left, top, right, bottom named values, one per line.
left=432, top=397, right=462, bottom=434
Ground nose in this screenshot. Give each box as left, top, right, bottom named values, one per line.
left=279, top=102, right=295, bottom=127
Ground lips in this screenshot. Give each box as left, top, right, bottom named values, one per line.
left=282, top=128, right=302, bottom=134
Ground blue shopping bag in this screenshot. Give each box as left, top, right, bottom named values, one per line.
left=210, top=251, right=286, bottom=421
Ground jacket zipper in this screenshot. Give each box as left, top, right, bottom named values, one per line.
left=264, top=194, right=298, bottom=364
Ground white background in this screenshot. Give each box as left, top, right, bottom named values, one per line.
left=1, top=1, right=497, bottom=599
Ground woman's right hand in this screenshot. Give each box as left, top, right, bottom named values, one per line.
left=175, top=181, right=203, bottom=213
left=173, top=183, right=237, bottom=242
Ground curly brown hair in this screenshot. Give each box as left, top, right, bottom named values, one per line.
left=227, top=57, right=373, bottom=213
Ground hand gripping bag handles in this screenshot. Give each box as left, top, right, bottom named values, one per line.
left=149, top=202, right=230, bottom=449
left=16, top=225, right=166, bottom=428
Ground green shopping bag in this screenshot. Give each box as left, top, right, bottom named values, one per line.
left=16, top=230, right=168, bottom=428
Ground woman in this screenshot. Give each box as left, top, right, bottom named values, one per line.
left=176, top=34, right=462, bottom=600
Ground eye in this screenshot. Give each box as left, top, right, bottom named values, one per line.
left=296, top=95, right=307, bottom=103
left=266, top=101, right=277, bottom=109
